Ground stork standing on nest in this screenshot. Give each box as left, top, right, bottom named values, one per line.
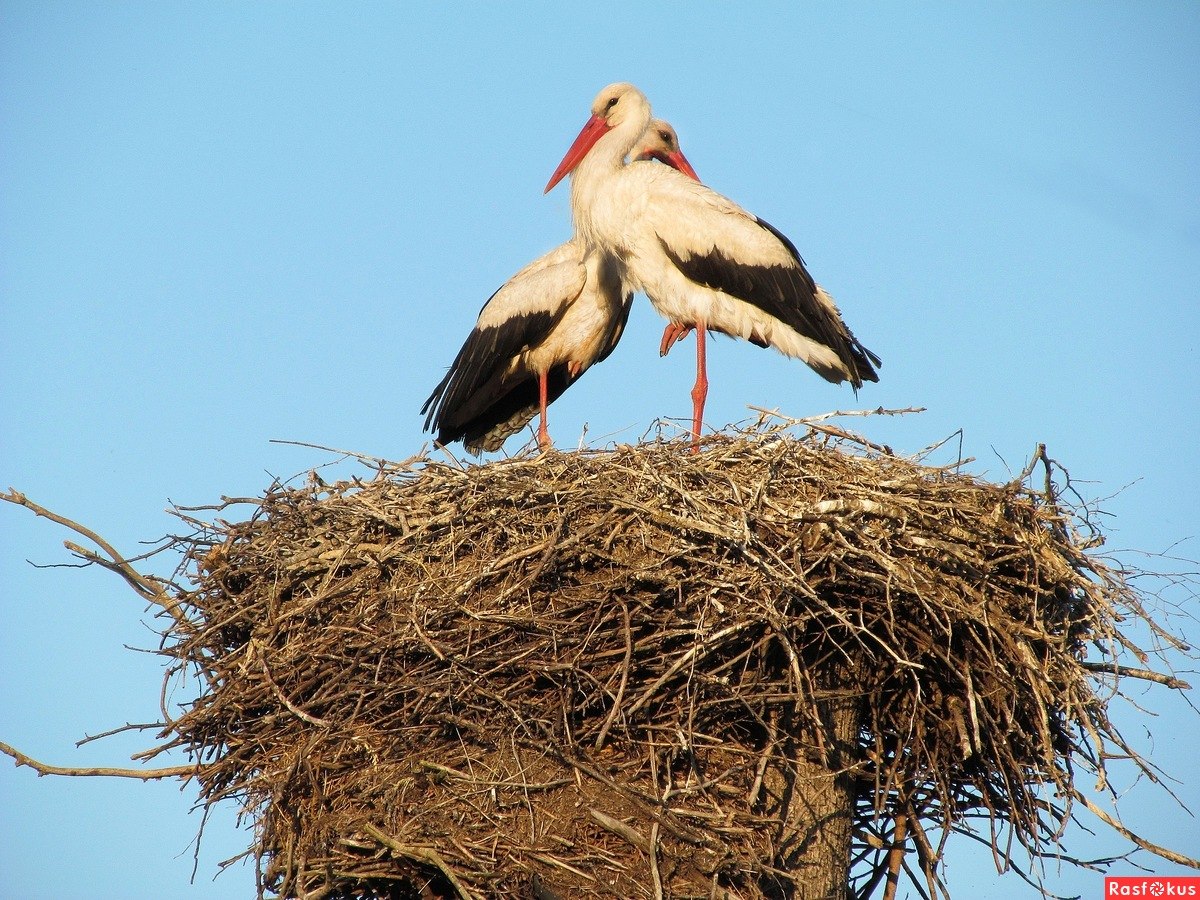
left=545, top=82, right=880, bottom=448
left=422, top=121, right=698, bottom=454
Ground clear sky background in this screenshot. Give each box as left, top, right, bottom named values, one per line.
left=2, top=3, right=1197, bottom=898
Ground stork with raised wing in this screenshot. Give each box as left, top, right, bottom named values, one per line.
left=422, top=120, right=698, bottom=454
left=546, top=82, right=880, bottom=448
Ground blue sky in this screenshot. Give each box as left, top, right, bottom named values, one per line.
left=2, top=3, right=1197, bottom=897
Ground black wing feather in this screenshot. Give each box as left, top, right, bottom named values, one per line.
left=455, top=363, right=573, bottom=453
left=659, top=215, right=880, bottom=385
left=422, top=306, right=563, bottom=445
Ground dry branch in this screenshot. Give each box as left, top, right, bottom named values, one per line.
left=2, top=488, right=188, bottom=626
left=0, top=741, right=194, bottom=781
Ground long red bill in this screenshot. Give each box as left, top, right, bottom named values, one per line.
left=544, top=114, right=611, bottom=194
left=664, top=149, right=700, bottom=182
left=633, top=148, right=701, bottom=182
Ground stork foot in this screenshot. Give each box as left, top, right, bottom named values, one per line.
left=659, top=322, right=694, bottom=357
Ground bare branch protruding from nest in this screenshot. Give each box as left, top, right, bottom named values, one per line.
left=0, top=741, right=195, bottom=780
left=1, top=489, right=188, bottom=626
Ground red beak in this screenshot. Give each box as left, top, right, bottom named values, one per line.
left=663, top=149, right=700, bottom=182
left=633, top=148, right=701, bottom=182
left=545, top=114, right=611, bottom=194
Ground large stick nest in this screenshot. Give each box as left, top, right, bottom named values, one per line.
left=150, top=424, right=1187, bottom=899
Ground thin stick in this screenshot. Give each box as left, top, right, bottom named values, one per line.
left=649, top=820, right=664, bottom=900
left=2, top=490, right=187, bottom=626
left=1008, top=443, right=1048, bottom=489
left=269, top=438, right=424, bottom=471
left=0, top=740, right=194, bottom=780
left=260, top=658, right=331, bottom=729
left=1079, top=662, right=1190, bottom=690
left=625, top=623, right=748, bottom=720
left=588, top=808, right=650, bottom=852
left=594, top=602, right=633, bottom=750
left=1072, top=791, right=1200, bottom=869
left=76, top=722, right=164, bottom=747
left=748, top=405, right=926, bottom=424
left=362, top=822, right=478, bottom=900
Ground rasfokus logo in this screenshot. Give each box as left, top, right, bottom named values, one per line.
left=1105, top=877, right=1200, bottom=897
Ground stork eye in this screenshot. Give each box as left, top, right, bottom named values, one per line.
left=658, top=130, right=671, bottom=143
left=605, top=96, right=619, bottom=111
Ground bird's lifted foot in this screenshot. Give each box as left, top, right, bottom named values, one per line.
left=659, top=322, right=694, bottom=357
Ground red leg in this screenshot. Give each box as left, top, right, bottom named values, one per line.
left=689, top=320, right=708, bottom=452
left=536, top=370, right=552, bottom=450
left=659, top=321, right=694, bottom=357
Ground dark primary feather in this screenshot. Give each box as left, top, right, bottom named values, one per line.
left=753, top=217, right=880, bottom=382
left=422, top=247, right=634, bottom=453
left=422, top=308, right=561, bottom=446
left=452, top=281, right=632, bottom=453
left=658, top=216, right=880, bottom=386
left=455, top=363, right=573, bottom=453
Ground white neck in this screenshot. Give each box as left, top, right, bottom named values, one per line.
left=568, top=104, right=651, bottom=250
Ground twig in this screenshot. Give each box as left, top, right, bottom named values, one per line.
left=1072, top=791, right=1200, bottom=869
left=588, top=809, right=650, bottom=852
left=594, top=602, right=633, bottom=750
left=1079, top=661, right=1191, bottom=690
left=75, top=722, right=164, bottom=747
left=749, top=405, right=923, bottom=455
left=361, top=822, right=479, bottom=900
left=1008, top=442, right=1049, bottom=488
left=0, top=740, right=194, bottom=780
left=624, top=623, right=749, bottom=720
left=748, top=405, right=927, bottom=424
left=649, top=820, right=664, bottom=900
left=2, top=489, right=187, bottom=626
left=268, top=438, right=424, bottom=473
left=259, top=657, right=331, bottom=729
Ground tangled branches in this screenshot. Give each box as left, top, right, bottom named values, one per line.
left=4, top=422, right=1196, bottom=898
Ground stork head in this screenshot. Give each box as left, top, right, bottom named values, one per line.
left=545, top=82, right=652, bottom=194
left=632, top=119, right=700, bottom=182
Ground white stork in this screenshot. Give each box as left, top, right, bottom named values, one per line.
left=545, top=83, right=880, bottom=447
left=422, top=120, right=698, bottom=454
